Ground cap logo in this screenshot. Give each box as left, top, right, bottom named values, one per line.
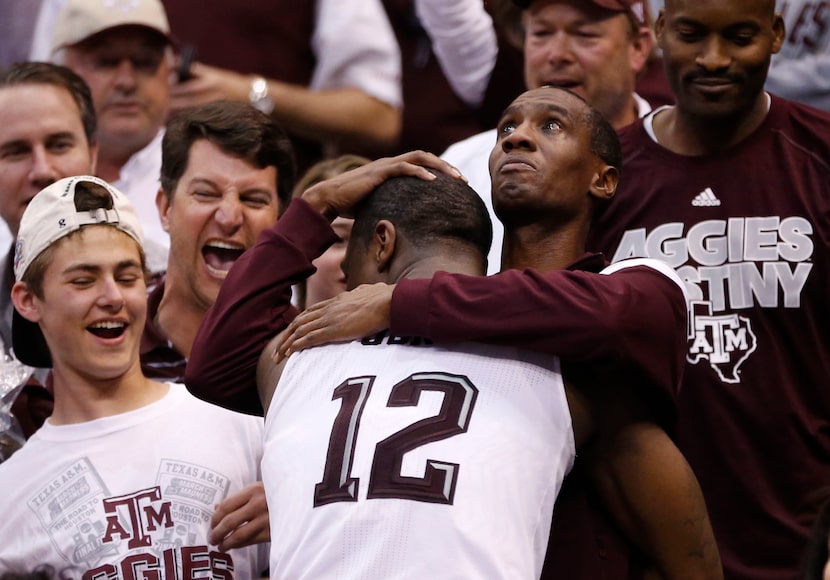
left=13, top=239, right=24, bottom=273
left=105, top=0, right=141, bottom=13
left=58, top=218, right=67, bottom=228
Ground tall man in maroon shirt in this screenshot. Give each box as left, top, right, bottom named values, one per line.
left=586, top=0, right=830, bottom=577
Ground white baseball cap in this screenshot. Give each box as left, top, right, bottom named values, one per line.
left=12, top=175, right=144, bottom=367
left=51, top=0, right=172, bottom=53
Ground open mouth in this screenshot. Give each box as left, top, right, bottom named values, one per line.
left=88, top=321, right=127, bottom=339
left=202, top=241, right=246, bottom=275
left=544, top=79, right=580, bottom=90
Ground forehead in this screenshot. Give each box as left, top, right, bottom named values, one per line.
left=0, top=84, right=87, bottom=143
left=505, top=88, right=589, bottom=120
left=46, top=226, right=142, bottom=272
left=664, top=0, right=774, bottom=25
left=527, top=0, right=627, bottom=25
left=178, top=139, right=278, bottom=189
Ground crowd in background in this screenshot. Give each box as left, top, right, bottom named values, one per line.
left=0, top=0, right=828, bottom=579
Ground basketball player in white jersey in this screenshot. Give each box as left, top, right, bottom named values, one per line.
left=261, top=170, right=578, bottom=578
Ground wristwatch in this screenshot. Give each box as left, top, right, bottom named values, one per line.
left=248, top=76, right=275, bottom=115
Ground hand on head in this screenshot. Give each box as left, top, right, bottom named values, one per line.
left=273, top=283, right=395, bottom=363
left=300, top=151, right=466, bottom=221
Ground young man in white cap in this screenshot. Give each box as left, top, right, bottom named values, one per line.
left=49, top=0, right=176, bottom=273
left=0, top=176, right=267, bottom=577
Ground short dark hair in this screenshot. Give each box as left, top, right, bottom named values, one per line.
left=0, top=61, right=97, bottom=145
left=352, top=171, right=493, bottom=263
left=161, top=100, right=296, bottom=213
left=586, top=105, right=622, bottom=172
left=585, top=102, right=622, bottom=217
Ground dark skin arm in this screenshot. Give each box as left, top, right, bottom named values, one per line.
left=567, top=368, right=722, bottom=580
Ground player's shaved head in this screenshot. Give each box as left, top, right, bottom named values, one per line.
left=663, top=0, right=776, bottom=17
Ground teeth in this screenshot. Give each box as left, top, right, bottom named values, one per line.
left=90, top=321, right=125, bottom=329
left=205, top=241, right=244, bottom=251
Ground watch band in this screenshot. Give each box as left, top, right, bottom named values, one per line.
left=248, top=76, right=275, bottom=115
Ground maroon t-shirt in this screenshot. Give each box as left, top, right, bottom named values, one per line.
left=588, top=95, right=830, bottom=580
left=140, top=279, right=188, bottom=383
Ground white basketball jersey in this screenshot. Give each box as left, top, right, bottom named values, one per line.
left=263, top=335, right=575, bottom=579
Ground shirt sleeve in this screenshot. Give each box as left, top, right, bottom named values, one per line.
left=414, top=0, right=498, bottom=108
left=389, top=259, right=689, bottom=405
left=29, top=0, right=68, bottom=60
left=766, top=53, right=830, bottom=111
left=184, top=199, right=339, bottom=416
left=311, top=0, right=403, bottom=109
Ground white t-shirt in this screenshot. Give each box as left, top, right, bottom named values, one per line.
left=112, top=129, right=168, bottom=274
left=0, top=385, right=267, bottom=578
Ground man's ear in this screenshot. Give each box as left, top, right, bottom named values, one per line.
left=11, top=281, right=42, bottom=324
left=88, top=141, right=99, bottom=176
left=771, top=13, right=786, bottom=54
left=373, top=220, right=397, bottom=273
left=629, top=24, right=655, bottom=76
left=156, top=189, right=171, bottom=233
left=655, top=10, right=666, bottom=50
left=589, top=165, right=619, bottom=202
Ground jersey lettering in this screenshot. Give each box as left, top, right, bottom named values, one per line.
left=314, top=373, right=479, bottom=506
left=314, top=376, right=374, bottom=506
left=368, top=372, right=478, bottom=504
left=781, top=1, right=830, bottom=55
left=361, top=331, right=433, bottom=347
left=612, top=216, right=814, bottom=383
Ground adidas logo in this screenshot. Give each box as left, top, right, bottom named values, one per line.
left=692, top=187, right=721, bottom=207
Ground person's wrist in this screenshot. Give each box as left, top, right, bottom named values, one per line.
left=248, top=76, right=275, bottom=114
left=301, top=185, right=338, bottom=222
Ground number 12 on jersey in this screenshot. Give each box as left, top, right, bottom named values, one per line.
left=314, top=372, right=479, bottom=507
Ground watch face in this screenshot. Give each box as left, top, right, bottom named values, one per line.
left=249, top=77, right=274, bottom=114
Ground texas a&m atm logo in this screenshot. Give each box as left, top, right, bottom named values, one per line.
left=613, top=216, right=814, bottom=384
left=101, top=487, right=172, bottom=549
left=84, top=486, right=233, bottom=579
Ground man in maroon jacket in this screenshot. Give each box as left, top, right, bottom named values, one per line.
left=186, top=87, right=722, bottom=578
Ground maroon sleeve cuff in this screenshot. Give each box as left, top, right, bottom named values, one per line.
left=389, top=278, right=434, bottom=336
left=272, top=198, right=340, bottom=260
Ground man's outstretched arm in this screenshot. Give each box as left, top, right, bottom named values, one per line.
left=276, top=257, right=689, bottom=404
